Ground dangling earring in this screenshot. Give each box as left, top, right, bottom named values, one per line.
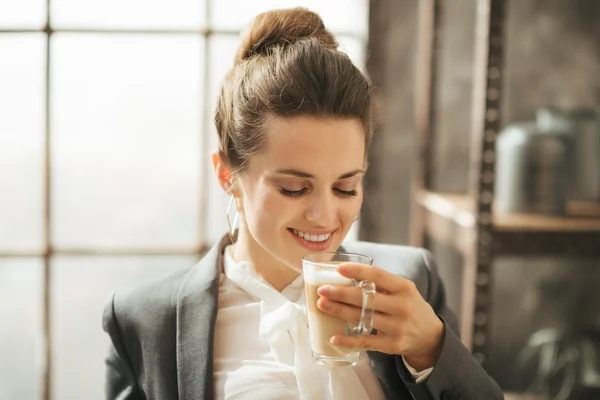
left=226, top=194, right=239, bottom=243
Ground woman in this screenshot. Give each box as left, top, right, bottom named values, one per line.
left=103, top=8, right=504, bottom=400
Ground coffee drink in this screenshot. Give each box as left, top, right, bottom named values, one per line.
left=302, top=252, right=375, bottom=366
left=304, top=266, right=355, bottom=359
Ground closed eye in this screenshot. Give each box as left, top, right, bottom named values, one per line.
left=279, top=187, right=358, bottom=198
left=334, top=188, right=357, bottom=197
left=279, top=187, right=308, bottom=198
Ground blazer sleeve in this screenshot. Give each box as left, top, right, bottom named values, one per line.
left=102, top=291, right=144, bottom=400
left=395, top=250, right=505, bottom=400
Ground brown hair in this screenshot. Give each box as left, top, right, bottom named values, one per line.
left=214, top=7, right=373, bottom=174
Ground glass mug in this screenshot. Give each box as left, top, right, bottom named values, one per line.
left=302, top=252, right=376, bottom=367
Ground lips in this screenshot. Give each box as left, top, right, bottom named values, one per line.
left=290, top=229, right=332, bottom=243
left=287, top=228, right=335, bottom=251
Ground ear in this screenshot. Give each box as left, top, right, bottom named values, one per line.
left=212, top=151, right=234, bottom=194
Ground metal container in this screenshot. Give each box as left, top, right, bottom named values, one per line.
left=537, top=107, right=600, bottom=202
left=495, top=121, right=574, bottom=215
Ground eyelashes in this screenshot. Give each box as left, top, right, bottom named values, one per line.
left=278, top=187, right=357, bottom=198
left=335, top=188, right=358, bottom=197
left=279, top=187, right=307, bottom=198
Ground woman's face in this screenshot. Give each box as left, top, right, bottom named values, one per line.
left=234, top=115, right=366, bottom=272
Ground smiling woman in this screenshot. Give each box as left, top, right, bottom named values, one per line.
left=102, top=7, right=504, bottom=400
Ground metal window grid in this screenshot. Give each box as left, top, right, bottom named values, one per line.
left=0, top=2, right=364, bottom=399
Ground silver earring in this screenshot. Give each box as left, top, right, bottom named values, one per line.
left=226, top=194, right=239, bottom=243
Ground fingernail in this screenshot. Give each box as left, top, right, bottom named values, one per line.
left=337, top=263, right=355, bottom=273
left=318, top=298, right=331, bottom=310
left=330, top=336, right=339, bottom=345
left=317, top=285, right=332, bottom=296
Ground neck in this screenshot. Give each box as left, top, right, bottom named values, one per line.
left=232, top=225, right=300, bottom=292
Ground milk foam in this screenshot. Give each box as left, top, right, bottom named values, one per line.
left=304, top=267, right=352, bottom=286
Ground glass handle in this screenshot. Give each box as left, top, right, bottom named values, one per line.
left=349, top=280, right=376, bottom=337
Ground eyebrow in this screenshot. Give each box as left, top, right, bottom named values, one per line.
left=274, top=169, right=365, bottom=180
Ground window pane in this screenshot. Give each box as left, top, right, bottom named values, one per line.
left=205, top=36, right=239, bottom=244
left=211, top=0, right=369, bottom=35
left=51, top=34, right=203, bottom=248
left=51, top=0, right=205, bottom=29
left=51, top=255, right=195, bottom=400
left=337, top=35, right=366, bottom=70
left=0, top=34, right=45, bottom=251
left=0, top=0, right=46, bottom=28
left=0, top=258, right=42, bottom=399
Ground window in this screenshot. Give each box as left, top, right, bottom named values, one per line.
left=0, top=1, right=368, bottom=399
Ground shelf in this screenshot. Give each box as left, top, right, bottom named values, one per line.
left=417, top=190, right=600, bottom=257
left=504, top=394, right=548, bottom=400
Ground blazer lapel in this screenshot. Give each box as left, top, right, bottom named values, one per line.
left=176, top=235, right=229, bottom=400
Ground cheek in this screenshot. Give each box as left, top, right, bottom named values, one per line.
left=341, top=193, right=363, bottom=220
left=245, top=185, right=289, bottom=231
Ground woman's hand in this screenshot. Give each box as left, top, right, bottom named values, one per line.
left=316, top=263, right=444, bottom=371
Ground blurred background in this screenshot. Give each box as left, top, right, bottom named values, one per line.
left=1, top=0, right=599, bottom=399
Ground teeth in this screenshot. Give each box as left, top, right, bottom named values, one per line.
left=292, top=229, right=331, bottom=242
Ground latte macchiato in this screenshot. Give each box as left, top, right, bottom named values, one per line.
left=304, top=265, right=355, bottom=359
left=302, top=252, right=375, bottom=367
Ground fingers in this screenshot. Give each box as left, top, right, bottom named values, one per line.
left=329, top=333, right=398, bottom=355
left=317, top=298, right=401, bottom=335
left=336, top=263, right=418, bottom=296
left=317, top=285, right=411, bottom=317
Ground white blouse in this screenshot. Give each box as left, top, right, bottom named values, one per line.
left=212, top=246, right=431, bottom=399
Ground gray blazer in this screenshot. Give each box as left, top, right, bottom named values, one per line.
left=103, top=236, right=504, bottom=400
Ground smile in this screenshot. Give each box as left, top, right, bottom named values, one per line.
left=290, top=229, right=332, bottom=242
left=287, top=228, right=336, bottom=251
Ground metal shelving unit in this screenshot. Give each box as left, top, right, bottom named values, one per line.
left=411, top=0, right=600, bottom=370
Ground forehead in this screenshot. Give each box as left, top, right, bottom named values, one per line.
left=255, top=115, right=365, bottom=171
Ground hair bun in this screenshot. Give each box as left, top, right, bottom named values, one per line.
left=235, top=7, right=338, bottom=63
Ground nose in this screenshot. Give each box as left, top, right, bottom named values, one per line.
left=304, top=191, right=337, bottom=227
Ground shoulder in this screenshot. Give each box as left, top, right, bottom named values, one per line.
left=341, top=240, right=438, bottom=299
left=102, top=265, right=192, bottom=339
left=101, top=263, right=198, bottom=392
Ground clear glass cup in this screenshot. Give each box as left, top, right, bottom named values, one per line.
left=302, top=252, right=376, bottom=367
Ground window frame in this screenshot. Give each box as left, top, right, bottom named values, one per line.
left=0, top=2, right=365, bottom=399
